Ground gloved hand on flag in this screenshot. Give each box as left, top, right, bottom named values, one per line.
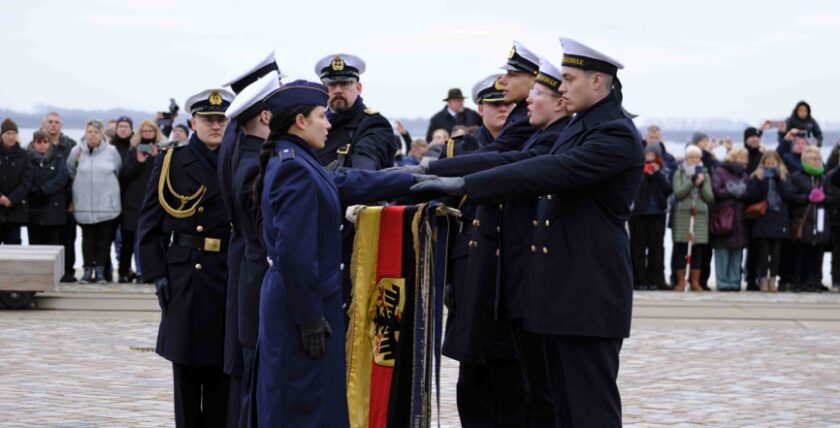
left=410, top=176, right=466, bottom=196
left=384, top=164, right=427, bottom=174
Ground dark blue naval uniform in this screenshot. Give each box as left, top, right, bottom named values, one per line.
left=252, top=135, right=413, bottom=428
left=138, top=135, right=230, bottom=428
left=219, top=130, right=266, bottom=428
left=463, top=94, right=644, bottom=427
left=432, top=117, right=570, bottom=427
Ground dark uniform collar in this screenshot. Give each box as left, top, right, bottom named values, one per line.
left=241, top=134, right=264, bottom=152
left=327, top=96, right=365, bottom=129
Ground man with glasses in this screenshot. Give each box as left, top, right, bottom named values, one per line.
left=138, top=88, right=235, bottom=428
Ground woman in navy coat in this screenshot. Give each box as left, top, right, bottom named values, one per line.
left=250, top=80, right=416, bottom=427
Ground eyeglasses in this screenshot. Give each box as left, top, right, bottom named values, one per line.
left=529, top=87, right=561, bottom=98
left=34, top=139, right=50, bottom=144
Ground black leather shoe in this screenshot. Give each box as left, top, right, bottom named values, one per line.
left=60, top=273, right=77, bottom=283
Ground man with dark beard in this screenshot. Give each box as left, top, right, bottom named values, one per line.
left=313, top=53, right=394, bottom=171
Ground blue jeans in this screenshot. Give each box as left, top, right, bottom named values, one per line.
left=715, top=248, right=743, bottom=290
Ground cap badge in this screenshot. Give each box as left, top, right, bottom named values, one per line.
left=331, top=55, right=345, bottom=71
left=209, top=91, right=223, bottom=106
left=508, top=44, right=516, bottom=59
left=494, top=77, right=504, bottom=90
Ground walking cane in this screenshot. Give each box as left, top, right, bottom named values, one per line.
left=684, top=195, right=698, bottom=293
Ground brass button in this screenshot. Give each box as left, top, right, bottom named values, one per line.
left=340, top=224, right=344, bottom=232
left=545, top=220, right=550, bottom=227
left=196, top=225, right=204, bottom=232
left=195, top=263, right=203, bottom=270
left=532, top=220, right=538, bottom=226
left=496, top=226, right=500, bottom=233
left=543, top=247, right=549, bottom=254
left=197, top=206, right=204, bottom=213
left=530, top=245, right=536, bottom=253
left=495, top=249, right=500, bottom=257
left=547, top=195, right=553, bottom=200
left=499, top=204, right=503, bottom=209
left=340, top=263, right=345, bottom=271
left=472, top=219, right=480, bottom=227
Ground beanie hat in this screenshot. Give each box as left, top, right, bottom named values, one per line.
left=691, top=131, right=708, bottom=146
left=684, top=144, right=702, bottom=158
left=1, top=118, right=18, bottom=134
left=644, top=142, right=662, bottom=156
left=116, top=116, right=133, bottom=130
left=743, top=127, right=762, bottom=142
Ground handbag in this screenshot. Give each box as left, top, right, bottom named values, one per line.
left=791, top=204, right=813, bottom=241
left=744, top=200, right=768, bottom=219
left=710, top=205, right=735, bottom=236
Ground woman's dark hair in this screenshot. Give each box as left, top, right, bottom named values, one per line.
left=252, top=105, right=319, bottom=208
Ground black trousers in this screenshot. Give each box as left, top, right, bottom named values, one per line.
left=512, top=320, right=554, bottom=428
left=628, top=215, right=667, bottom=287
left=0, top=222, right=22, bottom=244
left=543, top=335, right=623, bottom=428
left=744, top=221, right=759, bottom=290
left=118, top=229, right=136, bottom=275
left=831, top=233, right=840, bottom=285
left=28, top=224, right=63, bottom=245
left=172, top=363, right=228, bottom=428
left=793, top=242, right=823, bottom=287
left=62, top=213, right=77, bottom=275
left=456, top=358, right=527, bottom=428
left=79, top=219, right=117, bottom=267
left=239, top=346, right=255, bottom=428
left=755, top=238, right=782, bottom=279
left=671, top=243, right=706, bottom=270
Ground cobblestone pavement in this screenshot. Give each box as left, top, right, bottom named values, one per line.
left=1, top=293, right=840, bottom=427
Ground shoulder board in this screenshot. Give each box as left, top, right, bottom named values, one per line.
left=278, top=148, right=296, bottom=161
left=364, top=107, right=379, bottom=115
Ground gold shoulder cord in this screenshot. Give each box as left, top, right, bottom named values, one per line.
left=446, top=138, right=455, bottom=158
left=157, top=148, right=207, bottom=219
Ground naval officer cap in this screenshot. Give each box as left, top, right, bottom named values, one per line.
left=500, top=41, right=539, bottom=76
left=222, top=50, right=286, bottom=95
left=471, top=74, right=506, bottom=104
left=226, top=70, right=281, bottom=121
left=185, top=88, right=235, bottom=117
left=534, top=58, right=563, bottom=92
left=263, top=79, right=329, bottom=113
left=559, top=38, right=624, bottom=76
left=315, top=53, right=366, bottom=84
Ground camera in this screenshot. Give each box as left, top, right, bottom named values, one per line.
left=157, top=98, right=180, bottom=128
left=138, top=143, right=152, bottom=154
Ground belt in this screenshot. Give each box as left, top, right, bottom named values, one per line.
left=173, top=232, right=228, bottom=253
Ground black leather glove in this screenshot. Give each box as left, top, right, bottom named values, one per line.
left=301, top=317, right=333, bottom=359
left=154, top=277, right=171, bottom=314
left=384, top=164, right=427, bottom=174
left=444, top=282, right=455, bottom=312
left=410, top=177, right=466, bottom=196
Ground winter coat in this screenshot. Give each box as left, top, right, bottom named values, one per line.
left=672, top=165, right=714, bottom=244
left=119, top=144, right=158, bottom=231
left=745, top=174, right=793, bottom=239
left=110, top=135, right=132, bottom=163
left=745, top=144, right=763, bottom=174
left=425, top=106, right=482, bottom=142
left=777, top=101, right=823, bottom=151
left=710, top=162, right=749, bottom=249
left=67, top=139, right=122, bottom=224
left=783, top=152, right=802, bottom=174
left=631, top=166, right=671, bottom=216
left=27, top=144, right=68, bottom=226
left=0, top=143, right=32, bottom=224
left=790, top=170, right=834, bottom=246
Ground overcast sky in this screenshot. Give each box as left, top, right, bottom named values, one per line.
left=2, top=0, right=839, bottom=126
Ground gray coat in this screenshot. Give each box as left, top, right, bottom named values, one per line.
left=67, top=139, right=122, bottom=224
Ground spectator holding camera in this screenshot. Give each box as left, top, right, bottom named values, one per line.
left=745, top=151, right=793, bottom=292
left=27, top=130, right=68, bottom=245
left=630, top=143, right=672, bottom=290
left=783, top=134, right=809, bottom=174
left=67, top=119, right=122, bottom=284
left=671, top=145, right=714, bottom=291
left=711, top=147, right=750, bottom=291
left=118, top=120, right=164, bottom=283
left=778, top=101, right=823, bottom=150
left=790, top=146, right=832, bottom=292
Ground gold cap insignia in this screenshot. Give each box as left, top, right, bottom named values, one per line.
left=209, top=91, right=223, bottom=106
left=508, top=44, right=516, bottom=59
left=494, top=77, right=504, bottom=90
left=331, top=55, right=345, bottom=71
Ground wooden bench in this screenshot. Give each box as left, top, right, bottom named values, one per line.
left=0, top=245, right=64, bottom=309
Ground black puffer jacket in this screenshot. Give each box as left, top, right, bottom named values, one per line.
left=0, top=143, right=32, bottom=224
left=790, top=170, right=834, bottom=246
left=27, top=144, right=68, bottom=226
